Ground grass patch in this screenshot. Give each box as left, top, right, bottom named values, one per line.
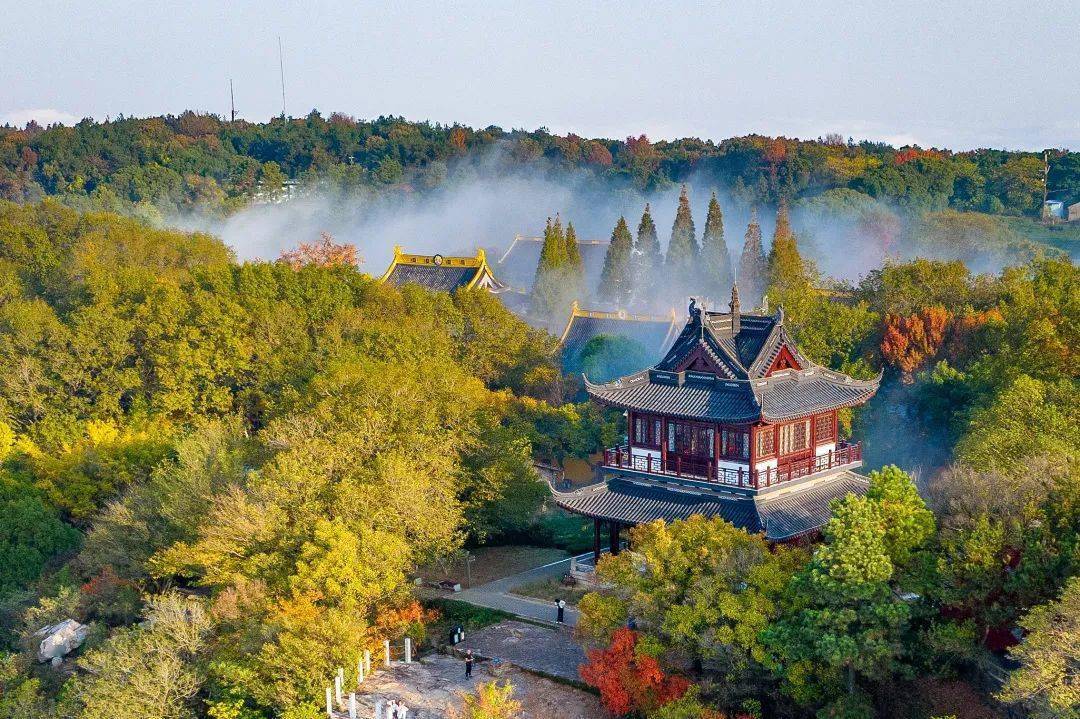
left=425, top=598, right=513, bottom=631
left=526, top=508, right=597, bottom=554
left=511, top=577, right=593, bottom=607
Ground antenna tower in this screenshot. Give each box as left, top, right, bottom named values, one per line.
left=278, top=36, right=287, bottom=117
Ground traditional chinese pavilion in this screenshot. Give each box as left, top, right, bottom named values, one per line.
left=552, top=286, right=881, bottom=561
left=379, top=246, right=508, bottom=293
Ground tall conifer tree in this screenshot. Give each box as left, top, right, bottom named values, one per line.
left=700, top=191, right=732, bottom=295
left=564, top=220, right=586, bottom=303
left=599, top=216, right=634, bottom=306
left=767, top=199, right=816, bottom=323
left=665, top=184, right=699, bottom=274
left=634, top=203, right=663, bottom=306
left=531, top=216, right=570, bottom=319
left=738, top=208, right=768, bottom=307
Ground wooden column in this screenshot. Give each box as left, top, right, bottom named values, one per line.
left=751, top=423, right=760, bottom=472
left=609, top=521, right=621, bottom=555
left=593, top=519, right=602, bottom=564
left=660, top=417, right=668, bottom=472
left=713, top=424, right=721, bottom=481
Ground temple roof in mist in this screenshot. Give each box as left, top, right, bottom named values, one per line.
left=549, top=470, right=869, bottom=540
left=557, top=303, right=679, bottom=373
left=378, top=246, right=508, bottom=293
left=496, top=234, right=609, bottom=291
left=585, top=293, right=881, bottom=423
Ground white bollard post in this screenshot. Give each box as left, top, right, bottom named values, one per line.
left=404, top=637, right=412, bottom=664
left=357, top=655, right=365, bottom=684
left=349, top=692, right=357, bottom=719
left=335, top=674, right=343, bottom=709
left=325, top=687, right=333, bottom=717
left=383, top=640, right=391, bottom=666
left=374, top=697, right=384, bottom=719
left=364, top=649, right=371, bottom=675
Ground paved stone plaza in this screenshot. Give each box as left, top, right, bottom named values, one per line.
left=337, top=651, right=602, bottom=719
left=454, top=620, right=588, bottom=682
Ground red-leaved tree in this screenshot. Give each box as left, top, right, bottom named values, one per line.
left=579, top=628, right=690, bottom=717
left=880, top=306, right=950, bottom=381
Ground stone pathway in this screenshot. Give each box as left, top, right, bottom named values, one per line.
left=454, top=552, right=590, bottom=626
left=332, top=651, right=602, bottom=719
left=454, top=620, right=587, bottom=682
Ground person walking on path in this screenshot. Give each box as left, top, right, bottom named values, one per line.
left=464, top=649, right=473, bottom=679
left=556, top=598, right=566, bottom=627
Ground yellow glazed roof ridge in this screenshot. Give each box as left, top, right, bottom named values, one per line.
left=377, top=246, right=492, bottom=284
left=556, top=303, right=680, bottom=347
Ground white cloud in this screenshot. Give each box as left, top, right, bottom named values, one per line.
left=1, top=108, right=82, bottom=128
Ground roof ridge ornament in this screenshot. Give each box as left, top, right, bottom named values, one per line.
left=688, top=297, right=702, bottom=322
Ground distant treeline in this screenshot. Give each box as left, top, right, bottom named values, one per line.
left=2, top=111, right=1079, bottom=217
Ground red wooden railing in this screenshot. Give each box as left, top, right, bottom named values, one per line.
left=601, top=441, right=861, bottom=490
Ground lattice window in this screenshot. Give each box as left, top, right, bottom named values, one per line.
left=814, top=413, right=835, bottom=444
left=779, top=419, right=811, bottom=455
left=757, top=426, right=776, bottom=457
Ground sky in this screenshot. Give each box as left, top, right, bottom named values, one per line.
left=3, top=1, right=1079, bottom=151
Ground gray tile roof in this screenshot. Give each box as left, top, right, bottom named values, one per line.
left=757, top=471, right=869, bottom=539
left=585, top=370, right=762, bottom=423
left=559, top=313, right=677, bottom=373
left=757, top=374, right=879, bottom=421
left=384, top=263, right=479, bottom=291
left=550, top=470, right=869, bottom=541
left=496, top=236, right=609, bottom=291
left=551, top=477, right=762, bottom=533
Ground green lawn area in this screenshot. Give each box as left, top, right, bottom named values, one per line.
left=511, top=577, right=595, bottom=606
left=1001, top=215, right=1080, bottom=257
left=417, top=545, right=568, bottom=588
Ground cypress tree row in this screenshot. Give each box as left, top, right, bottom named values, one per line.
left=738, top=207, right=768, bottom=307
left=665, top=184, right=699, bottom=274
left=599, top=216, right=635, bottom=306
left=700, top=191, right=732, bottom=296
left=634, top=203, right=663, bottom=306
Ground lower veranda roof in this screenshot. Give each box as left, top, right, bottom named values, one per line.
left=550, top=470, right=868, bottom=541
left=585, top=366, right=880, bottom=424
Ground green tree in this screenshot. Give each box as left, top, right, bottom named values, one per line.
left=956, top=375, right=1078, bottom=473
left=599, top=216, right=635, bottom=306
left=634, top=203, right=663, bottom=306
left=766, top=200, right=816, bottom=325
left=665, top=185, right=698, bottom=289
left=737, top=209, right=767, bottom=307
left=563, top=221, right=586, bottom=304
left=579, top=516, right=807, bottom=705
left=459, top=680, right=522, bottom=719
left=65, top=592, right=213, bottom=719
left=762, top=466, right=933, bottom=711
left=0, top=474, right=80, bottom=597
left=999, top=576, right=1080, bottom=719
left=531, top=217, right=571, bottom=320
left=577, top=335, right=653, bottom=383
left=699, top=191, right=731, bottom=295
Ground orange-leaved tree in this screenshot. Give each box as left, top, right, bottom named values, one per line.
left=579, top=628, right=690, bottom=717
left=880, top=305, right=950, bottom=381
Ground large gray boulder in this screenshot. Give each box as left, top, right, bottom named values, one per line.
left=35, top=619, right=89, bottom=663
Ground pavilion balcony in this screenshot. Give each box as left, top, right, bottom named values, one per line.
left=600, top=440, right=863, bottom=491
